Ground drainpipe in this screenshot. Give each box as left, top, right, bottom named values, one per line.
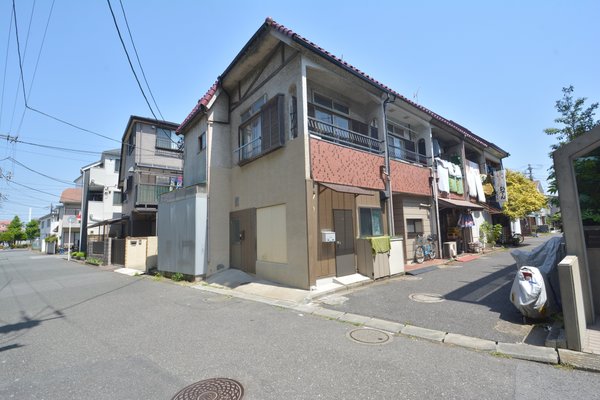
left=429, top=127, right=442, bottom=257
left=382, top=94, right=394, bottom=237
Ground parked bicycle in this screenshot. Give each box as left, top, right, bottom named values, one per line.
left=414, top=234, right=437, bottom=264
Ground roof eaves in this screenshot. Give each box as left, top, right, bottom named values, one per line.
left=176, top=80, right=219, bottom=134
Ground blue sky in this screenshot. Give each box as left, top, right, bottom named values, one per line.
left=0, top=0, right=598, bottom=222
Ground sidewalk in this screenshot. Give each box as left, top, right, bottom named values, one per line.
left=188, top=233, right=600, bottom=372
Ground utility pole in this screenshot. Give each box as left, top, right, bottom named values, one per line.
left=527, top=164, right=534, bottom=180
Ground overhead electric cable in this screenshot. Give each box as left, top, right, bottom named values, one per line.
left=9, top=0, right=30, bottom=128
left=5, top=179, right=60, bottom=198
left=118, top=0, right=163, bottom=120
left=0, top=133, right=101, bottom=155
left=106, top=0, right=158, bottom=120
left=16, top=0, right=56, bottom=135
left=5, top=156, right=75, bottom=185
left=0, top=11, right=14, bottom=131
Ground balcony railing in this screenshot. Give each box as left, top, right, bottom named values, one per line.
left=388, top=142, right=429, bottom=166
left=136, top=184, right=172, bottom=205
left=234, top=137, right=262, bottom=164
left=308, top=117, right=383, bottom=154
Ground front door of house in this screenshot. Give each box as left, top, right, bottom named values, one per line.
left=230, top=209, right=256, bottom=274
left=334, top=209, right=355, bottom=277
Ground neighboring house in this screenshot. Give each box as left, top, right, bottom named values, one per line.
left=39, top=209, right=60, bottom=253
left=78, top=149, right=122, bottom=252
left=520, top=179, right=548, bottom=235
left=0, top=220, right=10, bottom=232
left=58, top=188, right=82, bottom=250
left=161, top=18, right=508, bottom=289
left=118, top=116, right=183, bottom=237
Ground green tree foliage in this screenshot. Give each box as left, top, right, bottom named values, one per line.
left=25, top=219, right=40, bottom=240
left=574, top=148, right=600, bottom=225
left=1, top=216, right=25, bottom=244
left=502, top=170, right=547, bottom=221
left=546, top=86, right=599, bottom=197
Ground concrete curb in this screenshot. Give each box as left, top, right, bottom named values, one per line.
left=189, top=281, right=600, bottom=372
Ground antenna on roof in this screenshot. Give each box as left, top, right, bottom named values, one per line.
left=413, top=88, right=420, bottom=103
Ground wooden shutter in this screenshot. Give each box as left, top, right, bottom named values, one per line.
left=261, top=94, right=285, bottom=153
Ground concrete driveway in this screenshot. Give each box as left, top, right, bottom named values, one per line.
left=317, top=234, right=562, bottom=344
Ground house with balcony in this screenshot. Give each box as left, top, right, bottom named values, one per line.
left=78, top=149, right=122, bottom=252
left=118, top=116, right=182, bottom=237
left=160, top=18, right=508, bottom=289
left=58, top=188, right=82, bottom=250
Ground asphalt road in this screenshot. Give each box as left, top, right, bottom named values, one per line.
left=319, top=234, right=561, bottom=344
left=1, top=248, right=598, bottom=399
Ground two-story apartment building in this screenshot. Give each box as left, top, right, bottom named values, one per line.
left=78, top=149, right=122, bottom=252
left=39, top=208, right=60, bottom=253
left=118, top=116, right=183, bottom=237
left=161, top=18, right=508, bottom=289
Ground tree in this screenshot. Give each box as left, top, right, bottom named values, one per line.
left=25, top=219, right=40, bottom=240
left=545, top=86, right=599, bottom=197
left=502, top=170, right=547, bottom=221
left=2, top=216, right=25, bottom=245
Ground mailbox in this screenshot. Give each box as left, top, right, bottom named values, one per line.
left=321, top=230, right=336, bottom=243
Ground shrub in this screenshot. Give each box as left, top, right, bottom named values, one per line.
left=481, top=221, right=503, bottom=245
left=86, top=257, right=103, bottom=266
left=171, top=272, right=184, bottom=282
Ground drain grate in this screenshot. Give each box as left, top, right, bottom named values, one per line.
left=409, top=293, right=445, bottom=303
left=348, top=328, right=391, bottom=345
left=171, top=378, right=244, bottom=400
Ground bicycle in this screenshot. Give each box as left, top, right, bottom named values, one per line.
left=414, top=234, right=437, bottom=264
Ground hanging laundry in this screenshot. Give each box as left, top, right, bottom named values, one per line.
left=466, top=161, right=479, bottom=198
left=476, top=174, right=487, bottom=202
left=436, top=158, right=450, bottom=193
left=454, top=164, right=464, bottom=195
left=457, top=213, right=475, bottom=227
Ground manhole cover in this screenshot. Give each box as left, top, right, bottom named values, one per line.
left=171, top=378, right=244, bottom=400
left=348, top=328, right=391, bottom=345
left=409, top=293, right=445, bottom=303
left=397, top=275, right=422, bottom=281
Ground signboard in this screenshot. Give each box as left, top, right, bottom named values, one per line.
left=493, top=169, right=508, bottom=207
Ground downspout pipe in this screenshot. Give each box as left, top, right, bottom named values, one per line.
left=382, top=94, right=394, bottom=237
left=429, top=129, right=442, bottom=257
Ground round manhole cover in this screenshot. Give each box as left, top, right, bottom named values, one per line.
left=409, top=293, right=445, bottom=303
left=171, top=378, right=244, bottom=400
left=348, top=328, right=391, bottom=345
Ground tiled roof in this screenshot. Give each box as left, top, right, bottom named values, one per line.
left=177, top=18, right=508, bottom=156
left=60, top=188, right=82, bottom=204
left=176, top=81, right=218, bottom=134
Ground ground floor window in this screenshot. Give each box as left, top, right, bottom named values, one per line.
left=406, top=218, right=424, bottom=236
left=359, top=207, right=383, bottom=237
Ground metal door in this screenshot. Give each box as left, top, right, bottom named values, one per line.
left=229, top=209, right=256, bottom=274
left=334, top=209, right=355, bottom=277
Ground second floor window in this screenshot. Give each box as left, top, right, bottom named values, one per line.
left=156, top=128, right=180, bottom=151
left=237, top=94, right=285, bottom=164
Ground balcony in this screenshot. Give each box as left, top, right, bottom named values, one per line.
left=388, top=141, right=428, bottom=166
left=308, top=117, right=382, bottom=154
left=136, top=184, right=172, bottom=206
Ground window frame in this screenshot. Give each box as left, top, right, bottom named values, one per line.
left=155, top=128, right=180, bottom=151
left=406, top=218, right=424, bottom=237
left=359, top=207, right=384, bottom=237
left=198, top=131, right=207, bottom=152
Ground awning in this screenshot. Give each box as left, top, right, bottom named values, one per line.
left=438, top=198, right=484, bottom=210
left=319, top=182, right=374, bottom=196
left=87, top=216, right=129, bottom=229
left=478, top=202, right=503, bottom=215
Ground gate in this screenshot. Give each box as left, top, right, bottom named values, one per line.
left=111, top=238, right=125, bottom=265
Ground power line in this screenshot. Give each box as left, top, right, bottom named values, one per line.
left=0, top=10, right=14, bottom=131
left=9, top=0, right=30, bottom=132
left=5, top=156, right=75, bottom=185
left=106, top=0, right=158, bottom=120
left=5, top=179, right=60, bottom=198
left=0, top=133, right=102, bottom=155
left=16, top=0, right=56, bottom=135
left=118, top=0, right=163, bottom=120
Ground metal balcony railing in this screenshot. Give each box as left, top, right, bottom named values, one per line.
left=136, top=184, right=172, bottom=205
left=388, top=142, right=429, bottom=166
left=234, top=137, right=262, bottom=164
left=308, top=117, right=383, bottom=154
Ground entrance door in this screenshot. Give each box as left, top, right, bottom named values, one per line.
left=230, top=209, right=256, bottom=274
left=334, top=209, right=355, bottom=277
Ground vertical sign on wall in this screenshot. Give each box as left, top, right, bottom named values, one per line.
left=493, top=169, right=508, bottom=207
